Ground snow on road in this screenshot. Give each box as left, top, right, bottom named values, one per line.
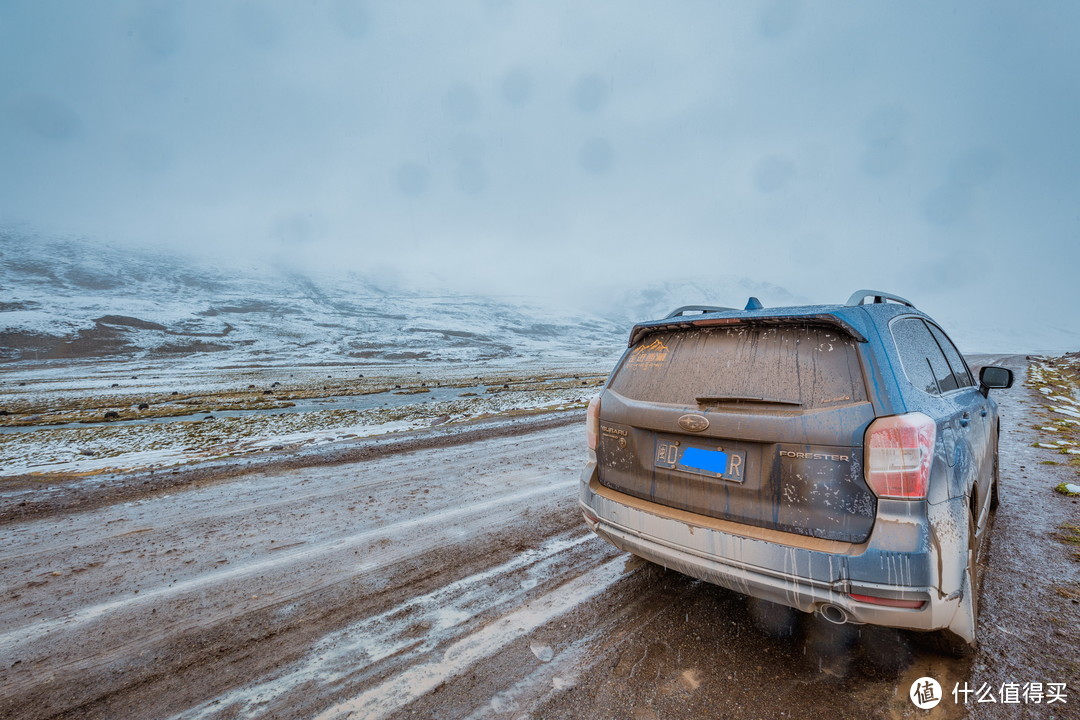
left=310, top=556, right=628, bottom=720
left=0, top=479, right=574, bottom=653
left=173, top=535, right=620, bottom=720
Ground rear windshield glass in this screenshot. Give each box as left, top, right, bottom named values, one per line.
left=609, top=325, right=867, bottom=408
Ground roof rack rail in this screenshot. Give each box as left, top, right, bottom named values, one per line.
left=845, top=289, right=914, bottom=308
left=664, top=305, right=736, bottom=319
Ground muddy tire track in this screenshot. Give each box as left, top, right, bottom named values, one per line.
left=0, top=410, right=583, bottom=523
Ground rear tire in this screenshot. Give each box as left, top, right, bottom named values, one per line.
left=930, top=627, right=977, bottom=657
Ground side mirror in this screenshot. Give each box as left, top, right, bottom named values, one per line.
left=979, top=366, right=1013, bottom=396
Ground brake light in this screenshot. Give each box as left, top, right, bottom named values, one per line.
left=864, top=412, right=935, bottom=499
left=586, top=395, right=601, bottom=450
left=691, top=317, right=742, bottom=327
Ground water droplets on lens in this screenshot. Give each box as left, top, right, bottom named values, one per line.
left=333, top=0, right=369, bottom=38
left=758, top=0, right=800, bottom=38
left=579, top=138, right=613, bottom=174
left=396, top=163, right=430, bottom=197
left=571, top=74, right=610, bottom=113
left=10, top=95, right=80, bottom=142
left=754, top=156, right=795, bottom=193
left=861, top=105, right=908, bottom=177
left=129, top=5, right=184, bottom=60
left=455, top=159, right=487, bottom=195
left=233, top=3, right=282, bottom=49
left=500, top=68, right=533, bottom=107
left=443, top=84, right=480, bottom=123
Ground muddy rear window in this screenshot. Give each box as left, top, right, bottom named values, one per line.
left=608, top=325, right=867, bottom=408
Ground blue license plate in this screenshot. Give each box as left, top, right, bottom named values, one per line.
left=654, top=439, right=745, bottom=482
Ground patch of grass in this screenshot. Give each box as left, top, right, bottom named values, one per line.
left=1053, top=585, right=1080, bottom=600
left=1055, top=522, right=1080, bottom=546
left=1041, top=460, right=1060, bottom=465
left=1054, top=483, right=1080, bottom=497
left=0, top=370, right=608, bottom=429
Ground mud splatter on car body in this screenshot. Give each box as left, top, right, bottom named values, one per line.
left=581, top=291, right=1014, bottom=652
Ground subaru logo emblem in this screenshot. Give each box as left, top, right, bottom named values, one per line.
left=678, top=414, right=709, bottom=432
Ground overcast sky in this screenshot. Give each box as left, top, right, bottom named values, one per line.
left=2, top=1, right=1078, bottom=350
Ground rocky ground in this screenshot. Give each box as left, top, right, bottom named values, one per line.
left=0, top=361, right=606, bottom=480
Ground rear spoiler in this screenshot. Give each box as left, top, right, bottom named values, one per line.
left=627, top=312, right=869, bottom=347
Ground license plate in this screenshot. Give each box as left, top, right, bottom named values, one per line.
left=654, top=439, right=745, bottom=482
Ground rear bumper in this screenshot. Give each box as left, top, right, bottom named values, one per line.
left=580, top=460, right=965, bottom=633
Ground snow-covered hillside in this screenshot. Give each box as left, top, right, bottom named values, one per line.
left=0, top=231, right=818, bottom=366
left=0, top=232, right=625, bottom=365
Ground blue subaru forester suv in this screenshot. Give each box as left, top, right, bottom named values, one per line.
left=581, top=290, right=1013, bottom=653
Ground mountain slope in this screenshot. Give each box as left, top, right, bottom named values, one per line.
left=1, top=232, right=815, bottom=365
left=0, top=232, right=628, bottom=364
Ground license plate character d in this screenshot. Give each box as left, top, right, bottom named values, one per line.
left=655, top=441, right=678, bottom=466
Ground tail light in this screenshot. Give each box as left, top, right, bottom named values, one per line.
left=864, top=412, right=935, bottom=499
left=586, top=395, right=601, bottom=450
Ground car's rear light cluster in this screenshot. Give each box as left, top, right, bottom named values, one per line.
left=586, top=395, right=601, bottom=451
left=864, top=412, right=936, bottom=499
left=848, top=592, right=926, bottom=609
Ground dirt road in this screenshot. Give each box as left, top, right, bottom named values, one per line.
left=1, top=355, right=1077, bottom=719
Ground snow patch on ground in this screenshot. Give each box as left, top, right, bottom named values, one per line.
left=1026, top=354, right=1080, bottom=465
left=309, top=556, right=628, bottom=720
left=0, top=384, right=597, bottom=477
left=173, top=534, right=605, bottom=720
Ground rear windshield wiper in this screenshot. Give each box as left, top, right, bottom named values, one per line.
left=695, top=396, right=802, bottom=406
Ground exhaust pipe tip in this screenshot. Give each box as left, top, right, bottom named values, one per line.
left=819, top=603, right=849, bottom=625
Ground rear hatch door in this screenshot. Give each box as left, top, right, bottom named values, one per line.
left=597, top=324, right=877, bottom=543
